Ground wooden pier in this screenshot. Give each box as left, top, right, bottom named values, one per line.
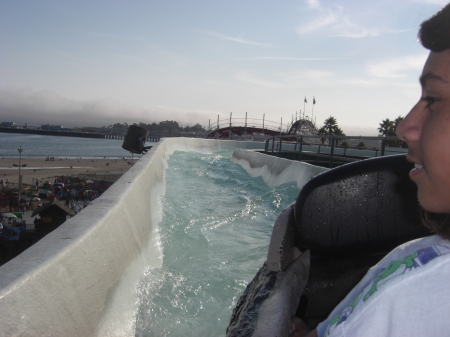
left=0, top=127, right=160, bottom=142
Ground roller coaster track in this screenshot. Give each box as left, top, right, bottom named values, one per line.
left=205, top=116, right=319, bottom=140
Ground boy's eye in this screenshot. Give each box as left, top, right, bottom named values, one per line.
left=423, top=96, right=438, bottom=107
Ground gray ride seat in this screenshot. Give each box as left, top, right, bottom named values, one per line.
left=293, top=154, right=431, bottom=327
left=294, top=153, right=429, bottom=258
left=227, top=154, right=432, bottom=336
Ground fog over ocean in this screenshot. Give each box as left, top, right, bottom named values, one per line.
left=0, top=133, right=152, bottom=158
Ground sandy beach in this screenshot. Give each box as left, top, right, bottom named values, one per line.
left=0, top=157, right=137, bottom=186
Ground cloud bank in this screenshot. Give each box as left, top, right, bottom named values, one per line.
left=0, top=87, right=218, bottom=128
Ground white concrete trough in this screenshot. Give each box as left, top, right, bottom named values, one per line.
left=0, top=138, right=327, bottom=336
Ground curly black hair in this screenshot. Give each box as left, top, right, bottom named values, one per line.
left=419, top=3, right=450, bottom=52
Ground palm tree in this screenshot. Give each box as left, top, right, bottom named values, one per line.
left=320, top=117, right=344, bottom=145
left=378, top=119, right=394, bottom=136
left=393, top=116, right=404, bottom=131
left=324, top=116, right=338, bottom=135
left=332, top=126, right=346, bottom=145
left=317, top=126, right=328, bottom=145
left=393, top=116, right=405, bottom=147
left=378, top=116, right=405, bottom=147
left=356, top=141, right=367, bottom=149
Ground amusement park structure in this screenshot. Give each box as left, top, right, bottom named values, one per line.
left=205, top=112, right=320, bottom=143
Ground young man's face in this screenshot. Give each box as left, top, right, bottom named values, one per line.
left=397, top=49, right=450, bottom=213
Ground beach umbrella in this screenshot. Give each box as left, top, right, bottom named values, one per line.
left=2, top=213, right=17, bottom=218
left=32, top=197, right=41, bottom=201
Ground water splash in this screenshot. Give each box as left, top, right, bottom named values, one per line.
left=132, top=151, right=299, bottom=336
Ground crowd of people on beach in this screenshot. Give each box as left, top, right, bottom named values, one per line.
left=0, top=177, right=106, bottom=264
left=55, top=185, right=101, bottom=212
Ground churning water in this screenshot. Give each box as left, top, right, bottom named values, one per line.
left=105, top=150, right=299, bottom=337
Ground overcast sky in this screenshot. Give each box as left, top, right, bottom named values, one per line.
left=0, top=0, right=447, bottom=135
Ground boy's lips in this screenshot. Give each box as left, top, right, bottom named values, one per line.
left=410, top=162, right=424, bottom=179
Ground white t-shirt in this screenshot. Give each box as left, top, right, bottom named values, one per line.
left=317, top=234, right=450, bottom=337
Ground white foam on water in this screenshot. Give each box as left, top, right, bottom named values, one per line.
left=231, top=148, right=328, bottom=188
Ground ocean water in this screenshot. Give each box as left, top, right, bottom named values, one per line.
left=102, top=150, right=300, bottom=336
left=0, top=133, right=153, bottom=158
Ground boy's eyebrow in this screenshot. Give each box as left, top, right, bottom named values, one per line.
left=420, top=72, right=449, bottom=87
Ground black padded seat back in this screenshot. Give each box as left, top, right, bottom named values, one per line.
left=294, top=154, right=431, bottom=259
